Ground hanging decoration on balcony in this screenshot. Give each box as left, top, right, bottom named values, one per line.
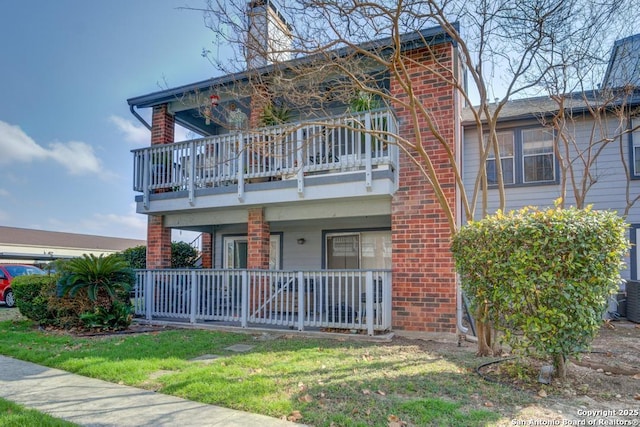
left=205, top=94, right=220, bottom=125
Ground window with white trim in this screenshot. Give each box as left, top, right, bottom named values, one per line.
left=485, top=127, right=556, bottom=186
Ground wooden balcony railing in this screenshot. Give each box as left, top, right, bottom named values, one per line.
left=132, top=110, right=398, bottom=207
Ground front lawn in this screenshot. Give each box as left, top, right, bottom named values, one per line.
left=0, top=398, right=78, bottom=427
left=0, top=316, right=529, bottom=426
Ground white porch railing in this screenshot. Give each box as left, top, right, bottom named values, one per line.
left=132, top=109, right=398, bottom=206
left=132, top=269, right=392, bottom=335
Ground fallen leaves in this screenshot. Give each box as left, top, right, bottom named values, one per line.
left=387, top=414, right=407, bottom=426
left=362, top=388, right=386, bottom=396
left=287, top=410, right=303, bottom=422
left=362, top=352, right=374, bottom=361
left=298, top=394, right=313, bottom=403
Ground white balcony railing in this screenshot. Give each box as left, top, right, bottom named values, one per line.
left=132, top=269, right=392, bottom=335
left=132, top=110, right=398, bottom=206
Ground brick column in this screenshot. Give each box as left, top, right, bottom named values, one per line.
left=151, top=104, right=175, bottom=144
left=146, top=104, right=174, bottom=269
left=390, top=43, right=458, bottom=333
left=249, top=84, right=270, bottom=128
left=247, top=208, right=270, bottom=269
left=201, top=233, right=213, bottom=269
left=147, top=215, right=171, bottom=269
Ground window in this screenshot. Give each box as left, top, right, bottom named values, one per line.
left=522, top=129, right=555, bottom=183
left=325, top=230, right=391, bottom=270
left=486, top=132, right=515, bottom=185
left=485, top=127, right=556, bottom=186
left=632, top=118, right=640, bottom=178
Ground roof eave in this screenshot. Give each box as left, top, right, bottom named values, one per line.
left=127, top=23, right=459, bottom=109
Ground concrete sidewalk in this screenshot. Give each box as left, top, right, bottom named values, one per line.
left=0, top=355, right=305, bottom=427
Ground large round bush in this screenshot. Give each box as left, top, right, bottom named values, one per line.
left=451, top=206, right=628, bottom=378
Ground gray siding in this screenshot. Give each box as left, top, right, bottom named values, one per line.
left=463, top=115, right=640, bottom=279
left=213, top=216, right=391, bottom=270
left=463, top=116, right=639, bottom=222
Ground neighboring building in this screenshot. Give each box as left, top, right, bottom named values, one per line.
left=0, top=226, right=145, bottom=264
left=462, top=34, right=640, bottom=283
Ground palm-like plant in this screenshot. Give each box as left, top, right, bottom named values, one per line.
left=57, top=254, right=134, bottom=302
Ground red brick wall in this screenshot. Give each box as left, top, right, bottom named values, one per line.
left=151, top=104, right=175, bottom=144
left=147, top=215, right=171, bottom=269
left=390, top=43, right=458, bottom=333
left=247, top=208, right=270, bottom=269
left=201, top=233, right=213, bottom=269
left=249, top=84, right=270, bottom=128
left=147, top=104, right=174, bottom=269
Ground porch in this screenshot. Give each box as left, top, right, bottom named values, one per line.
left=133, top=268, right=392, bottom=336
left=132, top=109, right=398, bottom=212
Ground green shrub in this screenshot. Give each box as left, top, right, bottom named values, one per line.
left=11, top=275, right=57, bottom=324
left=57, top=254, right=134, bottom=302
left=120, top=245, right=146, bottom=269
left=57, top=254, right=135, bottom=331
left=79, top=300, right=133, bottom=331
left=451, top=206, right=629, bottom=378
left=171, top=241, right=199, bottom=268
left=47, top=290, right=96, bottom=329
left=118, top=242, right=199, bottom=269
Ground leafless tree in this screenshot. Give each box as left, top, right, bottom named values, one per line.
left=184, top=0, right=636, bottom=356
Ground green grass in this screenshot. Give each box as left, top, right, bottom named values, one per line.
left=0, top=318, right=529, bottom=426
left=0, top=398, right=78, bottom=427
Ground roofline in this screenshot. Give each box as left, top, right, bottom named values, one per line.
left=127, top=23, right=459, bottom=109
left=602, top=33, right=640, bottom=90
left=461, top=88, right=640, bottom=127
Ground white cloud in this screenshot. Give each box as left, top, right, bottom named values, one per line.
left=91, top=211, right=147, bottom=240
left=0, top=120, right=48, bottom=162
left=109, top=115, right=149, bottom=145
left=0, top=189, right=9, bottom=197
left=47, top=141, right=102, bottom=175
left=0, top=120, right=103, bottom=175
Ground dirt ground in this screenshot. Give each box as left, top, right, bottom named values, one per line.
left=413, top=319, right=640, bottom=424
left=1, top=305, right=638, bottom=423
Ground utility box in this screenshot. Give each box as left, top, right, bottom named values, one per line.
left=626, top=280, right=640, bottom=323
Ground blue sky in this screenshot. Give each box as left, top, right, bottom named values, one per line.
left=0, top=0, right=215, bottom=241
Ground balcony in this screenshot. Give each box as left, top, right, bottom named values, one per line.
left=132, top=110, right=398, bottom=213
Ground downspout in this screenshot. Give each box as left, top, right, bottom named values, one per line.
left=453, top=46, right=469, bottom=336
left=130, top=105, right=152, bottom=131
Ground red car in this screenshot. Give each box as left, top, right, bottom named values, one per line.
left=0, top=264, right=45, bottom=308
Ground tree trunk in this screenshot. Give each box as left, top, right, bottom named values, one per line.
left=553, top=354, right=567, bottom=380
